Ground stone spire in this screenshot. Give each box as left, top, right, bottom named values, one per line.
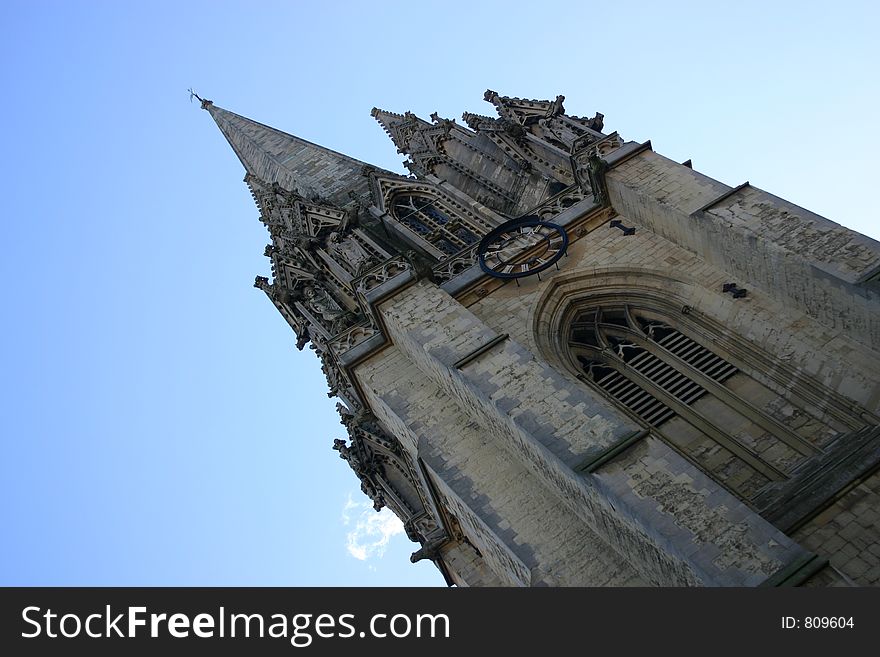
left=202, top=99, right=376, bottom=207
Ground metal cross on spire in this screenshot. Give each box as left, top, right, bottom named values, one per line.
left=188, top=88, right=212, bottom=109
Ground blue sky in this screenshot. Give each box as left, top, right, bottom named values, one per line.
left=1, top=0, right=878, bottom=586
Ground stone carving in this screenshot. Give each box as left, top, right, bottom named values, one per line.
left=253, top=275, right=271, bottom=293
left=332, top=437, right=364, bottom=471
left=533, top=187, right=587, bottom=221
left=337, top=406, right=398, bottom=454
left=318, top=349, right=360, bottom=407
left=329, top=322, right=378, bottom=353
left=499, top=118, right=527, bottom=143
left=256, top=273, right=322, bottom=355
left=354, top=256, right=411, bottom=295
left=332, top=437, right=385, bottom=511
left=585, top=112, right=604, bottom=132
left=410, top=541, right=442, bottom=564
left=326, top=231, right=376, bottom=275
left=571, top=132, right=623, bottom=197
left=295, top=324, right=310, bottom=351
left=333, top=407, right=412, bottom=514
left=320, top=353, right=342, bottom=397
left=432, top=244, right=479, bottom=284
left=309, top=328, right=330, bottom=354
left=332, top=405, right=450, bottom=549
left=413, top=514, right=440, bottom=537
left=360, top=480, right=386, bottom=511
left=589, top=132, right=623, bottom=156
left=586, top=153, right=609, bottom=206
left=301, top=283, right=345, bottom=323
left=404, top=250, right=437, bottom=281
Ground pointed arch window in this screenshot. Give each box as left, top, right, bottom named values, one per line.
left=566, top=304, right=847, bottom=503
left=391, top=194, right=482, bottom=256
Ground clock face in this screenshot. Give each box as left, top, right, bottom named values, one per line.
left=477, top=216, right=568, bottom=279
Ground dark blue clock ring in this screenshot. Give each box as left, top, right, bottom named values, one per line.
left=477, top=216, right=569, bottom=279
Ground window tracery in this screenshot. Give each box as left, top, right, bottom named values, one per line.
left=391, top=193, right=485, bottom=257
left=566, top=303, right=846, bottom=503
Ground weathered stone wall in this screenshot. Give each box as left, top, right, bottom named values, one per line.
left=352, top=281, right=809, bottom=586
left=794, top=468, right=880, bottom=585
left=439, top=540, right=506, bottom=587
left=604, top=150, right=880, bottom=349
left=471, top=223, right=880, bottom=414
left=457, top=153, right=880, bottom=586
left=356, top=345, right=645, bottom=586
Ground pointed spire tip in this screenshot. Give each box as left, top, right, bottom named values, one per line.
left=188, top=88, right=213, bottom=110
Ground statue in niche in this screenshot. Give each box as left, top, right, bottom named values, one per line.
left=326, top=231, right=375, bottom=275
left=537, top=118, right=581, bottom=151
left=301, top=282, right=345, bottom=323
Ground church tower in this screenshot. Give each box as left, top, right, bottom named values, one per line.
left=201, top=91, right=880, bottom=586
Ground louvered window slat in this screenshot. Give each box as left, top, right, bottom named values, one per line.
left=574, top=315, right=744, bottom=431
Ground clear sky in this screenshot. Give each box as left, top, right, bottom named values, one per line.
left=1, top=0, right=878, bottom=587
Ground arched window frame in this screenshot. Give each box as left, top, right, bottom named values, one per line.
left=567, top=303, right=820, bottom=481
left=553, top=289, right=868, bottom=436
left=556, top=292, right=871, bottom=505
left=376, top=180, right=498, bottom=260
left=391, top=194, right=480, bottom=256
